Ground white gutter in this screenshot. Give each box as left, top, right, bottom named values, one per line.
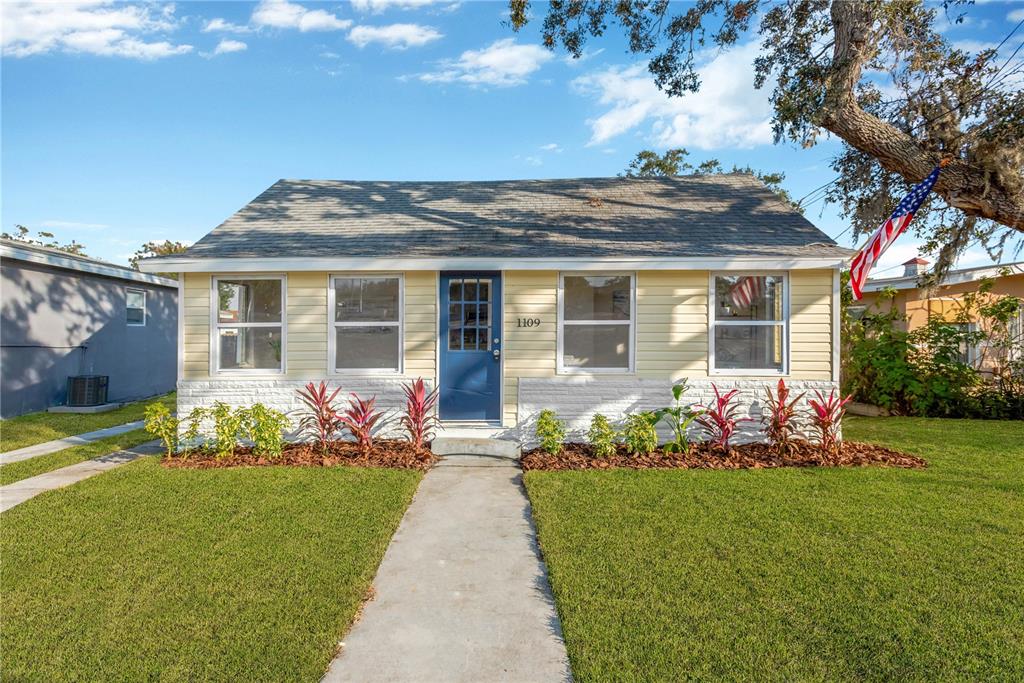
left=138, top=255, right=850, bottom=273
left=861, top=261, right=1024, bottom=293
left=0, top=243, right=178, bottom=288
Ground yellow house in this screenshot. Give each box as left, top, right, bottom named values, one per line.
left=858, top=258, right=1024, bottom=331
left=138, top=175, right=851, bottom=443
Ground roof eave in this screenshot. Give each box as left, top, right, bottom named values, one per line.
left=2, top=243, right=178, bottom=287
left=137, top=254, right=851, bottom=273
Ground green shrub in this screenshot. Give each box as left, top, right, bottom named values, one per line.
left=143, top=402, right=179, bottom=458
left=536, top=409, right=566, bottom=455
left=241, top=404, right=291, bottom=459
left=211, top=402, right=244, bottom=459
left=654, top=380, right=703, bottom=454
left=623, top=412, right=658, bottom=455
left=180, top=407, right=207, bottom=458
left=587, top=413, right=618, bottom=458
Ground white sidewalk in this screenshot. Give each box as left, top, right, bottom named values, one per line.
left=0, top=440, right=161, bottom=513
left=0, top=421, right=145, bottom=465
left=322, top=454, right=572, bottom=683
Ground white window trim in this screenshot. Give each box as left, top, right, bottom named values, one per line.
left=708, top=271, right=790, bottom=376
left=126, top=287, right=146, bottom=327
left=556, top=271, right=636, bottom=375
left=210, top=274, right=287, bottom=376
left=327, top=273, right=404, bottom=376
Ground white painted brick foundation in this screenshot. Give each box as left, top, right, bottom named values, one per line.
left=177, top=378, right=420, bottom=442
left=516, top=377, right=839, bottom=447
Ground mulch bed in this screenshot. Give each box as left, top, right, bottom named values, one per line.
left=521, top=440, right=926, bottom=471
left=161, top=439, right=436, bottom=471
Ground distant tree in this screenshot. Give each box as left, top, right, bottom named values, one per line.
left=1, top=225, right=87, bottom=255
left=623, top=148, right=800, bottom=211
left=131, top=240, right=189, bottom=278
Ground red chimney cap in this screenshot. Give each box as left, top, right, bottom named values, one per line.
left=902, top=257, right=930, bottom=265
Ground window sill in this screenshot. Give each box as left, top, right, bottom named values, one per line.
left=709, top=369, right=788, bottom=377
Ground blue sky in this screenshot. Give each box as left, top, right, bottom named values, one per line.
left=3, top=0, right=1023, bottom=274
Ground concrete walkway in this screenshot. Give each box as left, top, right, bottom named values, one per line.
left=322, top=454, right=572, bottom=683
left=0, top=440, right=161, bottom=513
left=0, top=420, right=146, bottom=465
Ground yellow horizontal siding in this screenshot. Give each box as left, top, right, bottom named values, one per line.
left=503, top=271, right=557, bottom=426
left=181, top=268, right=835, bottom=413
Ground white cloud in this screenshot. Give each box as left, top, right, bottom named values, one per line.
left=351, top=0, right=442, bottom=12
left=213, top=39, right=247, bottom=55
left=539, top=143, right=562, bottom=152
left=251, top=0, right=352, bottom=32
left=347, top=23, right=442, bottom=49
left=40, top=220, right=109, bottom=230
left=515, top=154, right=543, bottom=166
left=2, top=1, right=192, bottom=59
left=952, top=39, right=998, bottom=53
left=572, top=42, right=773, bottom=149
left=202, top=18, right=251, bottom=34
left=419, top=38, right=553, bottom=87
left=1009, top=8, right=1024, bottom=22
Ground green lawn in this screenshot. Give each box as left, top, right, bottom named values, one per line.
left=2, top=459, right=421, bottom=681
left=0, top=391, right=175, bottom=452
left=525, top=417, right=1024, bottom=682
left=0, top=428, right=154, bottom=486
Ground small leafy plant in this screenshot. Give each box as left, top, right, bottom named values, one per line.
left=623, top=412, right=659, bottom=455
left=338, top=393, right=384, bottom=454
left=695, top=384, right=749, bottom=452
left=211, top=401, right=244, bottom=459
left=179, top=407, right=207, bottom=458
left=536, top=409, right=566, bottom=455
left=587, top=413, right=618, bottom=457
left=144, top=401, right=179, bottom=458
left=241, top=404, right=290, bottom=459
left=807, top=389, right=853, bottom=455
left=401, top=378, right=440, bottom=449
left=761, top=379, right=805, bottom=455
left=296, top=381, right=343, bottom=453
left=654, top=380, right=704, bottom=454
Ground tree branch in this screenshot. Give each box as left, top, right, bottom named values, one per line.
left=821, top=2, right=1024, bottom=231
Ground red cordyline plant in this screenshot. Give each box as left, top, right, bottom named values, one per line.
left=296, top=381, right=343, bottom=454
left=401, top=378, right=439, bottom=449
left=807, top=389, right=854, bottom=456
left=761, top=378, right=805, bottom=455
left=695, top=384, right=750, bottom=452
left=338, top=393, right=384, bottom=454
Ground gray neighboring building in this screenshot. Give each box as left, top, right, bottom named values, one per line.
left=1, top=238, right=178, bottom=418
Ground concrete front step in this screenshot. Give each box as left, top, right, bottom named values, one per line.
left=431, top=436, right=520, bottom=459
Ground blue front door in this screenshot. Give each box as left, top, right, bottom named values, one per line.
left=439, top=272, right=501, bottom=421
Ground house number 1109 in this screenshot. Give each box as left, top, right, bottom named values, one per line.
left=517, top=318, right=542, bottom=328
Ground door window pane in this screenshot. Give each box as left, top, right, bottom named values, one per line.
left=463, top=328, right=478, bottom=350
left=564, top=275, right=631, bottom=320
left=336, top=326, right=400, bottom=370
left=218, top=328, right=283, bottom=370
left=715, top=275, right=783, bottom=321
left=563, top=324, right=630, bottom=369
left=335, top=277, right=399, bottom=322
left=463, top=280, right=477, bottom=302
left=448, top=327, right=462, bottom=350
left=218, top=280, right=282, bottom=323
left=449, top=280, right=462, bottom=302
left=713, top=325, right=784, bottom=371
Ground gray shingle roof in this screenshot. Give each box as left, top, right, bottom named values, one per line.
left=182, top=175, right=851, bottom=260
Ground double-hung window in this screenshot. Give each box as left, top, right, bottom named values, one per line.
left=330, top=275, right=402, bottom=373
left=213, top=276, right=285, bottom=373
left=711, top=273, right=787, bottom=374
left=559, top=273, right=634, bottom=372
left=126, top=288, right=146, bottom=326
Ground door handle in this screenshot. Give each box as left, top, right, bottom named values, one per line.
left=493, top=348, right=500, bottom=359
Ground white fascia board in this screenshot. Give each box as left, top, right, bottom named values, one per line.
left=138, top=255, right=850, bottom=273
left=862, top=261, right=1024, bottom=293
left=1, top=244, right=178, bottom=288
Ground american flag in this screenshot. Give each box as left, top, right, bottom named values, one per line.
left=849, top=165, right=942, bottom=300
left=730, top=275, right=766, bottom=310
